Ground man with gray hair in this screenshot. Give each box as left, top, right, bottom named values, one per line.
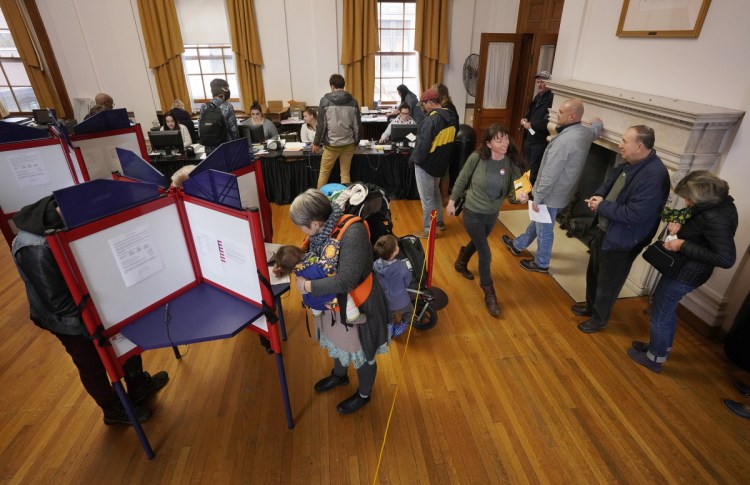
left=503, top=98, right=603, bottom=273
left=198, top=78, right=238, bottom=154
left=574, top=125, right=670, bottom=333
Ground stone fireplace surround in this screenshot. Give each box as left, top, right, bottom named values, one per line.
left=544, top=80, right=744, bottom=326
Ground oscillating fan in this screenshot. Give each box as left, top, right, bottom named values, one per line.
left=462, top=54, right=479, bottom=97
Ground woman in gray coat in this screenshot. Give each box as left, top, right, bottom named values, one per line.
left=290, top=189, right=389, bottom=414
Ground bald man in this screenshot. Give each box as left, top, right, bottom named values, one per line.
left=503, top=99, right=603, bottom=273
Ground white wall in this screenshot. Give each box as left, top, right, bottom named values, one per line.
left=175, top=0, right=230, bottom=44
left=555, top=0, right=750, bottom=329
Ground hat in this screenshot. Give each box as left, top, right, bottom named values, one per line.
left=535, top=71, right=551, bottom=80
left=210, top=78, right=229, bottom=97
left=419, top=88, right=439, bottom=103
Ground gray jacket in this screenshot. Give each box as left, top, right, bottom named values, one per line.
left=533, top=120, right=603, bottom=208
left=314, top=90, right=361, bottom=147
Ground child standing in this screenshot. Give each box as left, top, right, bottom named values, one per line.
left=373, top=234, right=413, bottom=337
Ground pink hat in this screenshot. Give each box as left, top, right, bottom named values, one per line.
left=419, top=88, right=439, bottom=102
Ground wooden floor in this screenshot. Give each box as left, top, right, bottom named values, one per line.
left=1, top=199, right=748, bottom=484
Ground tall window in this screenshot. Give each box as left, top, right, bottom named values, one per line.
left=375, top=1, right=418, bottom=103
left=183, top=44, right=239, bottom=111
left=0, top=8, right=38, bottom=113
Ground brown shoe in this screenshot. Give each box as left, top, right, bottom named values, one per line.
left=454, top=246, right=475, bottom=280
left=481, top=284, right=500, bottom=317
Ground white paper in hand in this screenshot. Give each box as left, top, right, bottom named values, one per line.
left=528, top=201, right=552, bottom=223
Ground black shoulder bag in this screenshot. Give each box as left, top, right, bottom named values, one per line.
left=642, top=225, right=685, bottom=277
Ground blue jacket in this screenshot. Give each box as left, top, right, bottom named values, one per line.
left=595, top=150, right=670, bottom=252
left=373, top=258, right=412, bottom=311
left=296, top=264, right=336, bottom=311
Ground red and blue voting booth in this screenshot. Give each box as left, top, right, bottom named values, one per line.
left=46, top=170, right=290, bottom=459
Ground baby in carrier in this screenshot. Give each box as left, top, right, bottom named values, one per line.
left=274, top=244, right=364, bottom=324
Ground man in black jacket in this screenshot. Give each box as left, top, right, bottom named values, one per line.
left=521, top=71, right=554, bottom=186
left=12, top=196, right=169, bottom=425
left=409, top=88, right=458, bottom=237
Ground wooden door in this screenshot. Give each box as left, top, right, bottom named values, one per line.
left=472, top=33, right=523, bottom=142
left=510, top=33, right=558, bottom=149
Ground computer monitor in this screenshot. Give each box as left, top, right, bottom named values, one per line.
left=240, top=123, right=266, bottom=145
left=389, top=123, right=419, bottom=146
left=33, top=108, right=57, bottom=125
left=148, top=130, right=184, bottom=156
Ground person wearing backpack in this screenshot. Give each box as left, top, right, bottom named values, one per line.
left=198, top=78, right=238, bottom=154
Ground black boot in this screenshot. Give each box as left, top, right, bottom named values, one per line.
left=454, top=246, right=475, bottom=280
left=481, top=284, right=500, bottom=317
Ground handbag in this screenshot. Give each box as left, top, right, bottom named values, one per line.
left=453, top=160, right=480, bottom=216
left=642, top=226, right=685, bottom=277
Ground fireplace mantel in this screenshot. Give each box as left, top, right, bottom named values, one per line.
left=543, top=80, right=745, bottom=326
left=546, top=80, right=744, bottom=179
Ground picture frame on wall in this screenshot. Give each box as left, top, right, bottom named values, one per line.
left=616, top=0, right=711, bottom=38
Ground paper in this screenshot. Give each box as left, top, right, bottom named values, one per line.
left=110, top=333, right=137, bottom=358
left=528, top=201, right=552, bottom=223
left=109, top=225, right=164, bottom=287
left=194, top=229, right=256, bottom=289
left=406, top=132, right=417, bottom=142
left=8, top=151, right=50, bottom=187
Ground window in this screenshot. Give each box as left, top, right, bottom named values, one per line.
left=374, top=1, right=418, bottom=103
left=0, top=8, right=39, bottom=113
left=183, top=44, right=239, bottom=111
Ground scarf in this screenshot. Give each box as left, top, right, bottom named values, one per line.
left=308, top=204, right=343, bottom=256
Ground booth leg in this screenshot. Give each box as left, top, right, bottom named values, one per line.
left=275, top=353, right=294, bottom=429
left=275, top=295, right=287, bottom=341
left=113, top=381, right=155, bottom=459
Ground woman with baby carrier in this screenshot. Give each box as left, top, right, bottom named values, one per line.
left=290, top=189, right=389, bottom=414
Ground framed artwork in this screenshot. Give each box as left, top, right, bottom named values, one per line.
left=616, top=0, right=711, bottom=38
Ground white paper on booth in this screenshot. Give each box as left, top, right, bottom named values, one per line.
left=528, top=201, right=552, bottom=223
left=194, top=230, right=256, bottom=289
left=110, top=333, right=137, bottom=358
left=108, top=224, right=164, bottom=287
left=8, top=151, right=50, bottom=187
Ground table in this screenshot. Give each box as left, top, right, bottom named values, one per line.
left=258, top=146, right=418, bottom=205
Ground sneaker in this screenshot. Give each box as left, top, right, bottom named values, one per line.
left=520, top=259, right=549, bottom=274
left=501, top=235, right=521, bottom=256
left=437, top=223, right=446, bottom=232
left=627, top=348, right=662, bottom=373
left=128, top=371, right=170, bottom=405
left=417, top=230, right=433, bottom=239
left=723, top=399, right=750, bottom=420
left=103, top=402, right=153, bottom=425
left=391, top=322, right=409, bottom=338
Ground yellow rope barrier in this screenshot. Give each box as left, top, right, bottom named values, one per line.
left=372, top=212, right=436, bottom=484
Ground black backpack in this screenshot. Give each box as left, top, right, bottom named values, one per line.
left=199, top=102, right=227, bottom=146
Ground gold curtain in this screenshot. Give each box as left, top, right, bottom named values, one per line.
left=227, top=0, right=265, bottom=110
left=0, top=0, right=66, bottom=116
left=137, top=0, right=190, bottom=113
left=341, top=0, right=378, bottom=108
left=415, top=0, right=450, bottom=92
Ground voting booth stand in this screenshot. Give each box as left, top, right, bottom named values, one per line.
left=0, top=120, right=87, bottom=247
left=71, top=108, right=150, bottom=181
left=46, top=179, right=292, bottom=459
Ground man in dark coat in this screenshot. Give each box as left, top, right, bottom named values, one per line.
left=521, top=71, right=554, bottom=186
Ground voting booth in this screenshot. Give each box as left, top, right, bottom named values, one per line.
left=72, top=109, right=150, bottom=180
left=46, top=179, right=292, bottom=459
left=0, top=120, right=87, bottom=247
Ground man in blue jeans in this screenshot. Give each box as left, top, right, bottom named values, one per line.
left=502, top=99, right=602, bottom=273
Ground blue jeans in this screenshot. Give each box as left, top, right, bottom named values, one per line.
left=414, top=165, right=444, bottom=232
left=647, top=276, right=696, bottom=362
left=513, top=207, right=559, bottom=268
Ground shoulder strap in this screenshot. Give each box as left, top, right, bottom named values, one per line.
left=330, top=214, right=372, bottom=307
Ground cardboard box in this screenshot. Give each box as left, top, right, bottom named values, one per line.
left=265, top=100, right=289, bottom=122
left=289, top=101, right=306, bottom=120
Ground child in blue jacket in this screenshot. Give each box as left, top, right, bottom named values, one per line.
left=373, top=234, right=413, bottom=337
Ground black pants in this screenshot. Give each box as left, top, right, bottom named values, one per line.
left=53, top=332, right=145, bottom=411
left=525, top=142, right=547, bottom=186
left=462, top=208, right=499, bottom=286
left=585, top=230, right=640, bottom=325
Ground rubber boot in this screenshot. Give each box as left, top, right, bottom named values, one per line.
left=481, top=284, right=500, bottom=317
left=454, top=246, right=475, bottom=280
